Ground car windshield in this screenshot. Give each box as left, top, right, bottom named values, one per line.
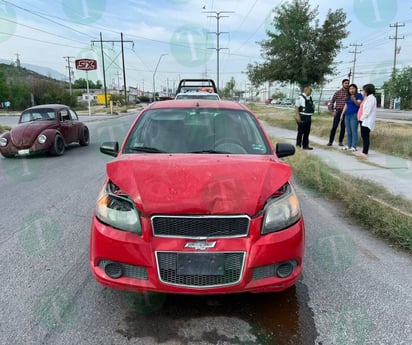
left=19, top=109, right=57, bottom=123
left=123, top=108, right=270, bottom=154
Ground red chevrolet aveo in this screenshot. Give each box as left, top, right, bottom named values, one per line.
left=90, top=99, right=305, bottom=294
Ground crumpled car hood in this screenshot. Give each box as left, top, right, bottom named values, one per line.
left=11, top=122, right=56, bottom=147
left=106, top=154, right=291, bottom=215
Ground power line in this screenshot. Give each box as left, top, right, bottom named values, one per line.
left=349, top=43, right=362, bottom=83
left=203, top=11, right=234, bottom=90
left=91, top=32, right=134, bottom=107
left=63, top=56, right=75, bottom=95
left=389, top=22, right=405, bottom=77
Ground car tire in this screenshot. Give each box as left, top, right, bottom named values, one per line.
left=50, top=134, right=65, bottom=156
left=79, top=127, right=90, bottom=146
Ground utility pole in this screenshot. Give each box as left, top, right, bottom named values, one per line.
left=92, top=32, right=133, bottom=107
left=349, top=43, right=362, bottom=84
left=203, top=11, right=234, bottom=91
left=389, top=22, right=405, bottom=77
left=63, top=56, right=75, bottom=95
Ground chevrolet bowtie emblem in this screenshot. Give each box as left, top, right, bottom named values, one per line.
left=184, top=241, right=216, bottom=250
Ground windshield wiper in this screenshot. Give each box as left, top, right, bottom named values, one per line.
left=190, top=149, right=229, bottom=154
left=128, top=146, right=166, bottom=153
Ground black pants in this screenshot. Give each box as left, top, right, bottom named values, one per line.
left=296, top=115, right=312, bottom=148
left=360, top=121, right=370, bottom=154
left=328, top=109, right=345, bottom=144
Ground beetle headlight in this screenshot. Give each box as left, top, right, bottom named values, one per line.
left=0, top=137, right=7, bottom=147
left=38, top=134, right=47, bottom=144
left=95, top=181, right=142, bottom=234
left=261, top=184, right=301, bottom=234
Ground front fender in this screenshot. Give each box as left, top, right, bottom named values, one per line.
left=41, top=129, right=64, bottom=145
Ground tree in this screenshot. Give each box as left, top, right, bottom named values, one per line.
left=247, top=0, right=349, bottom=89
left=73, top=78, right=102, bottom=89
left=383, top=66, right=412, bottom=109
left=221, top=77, right=236, bottom=99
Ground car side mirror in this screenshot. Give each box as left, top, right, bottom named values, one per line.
left=100, top=141, right=119, bottom=157
left=276, top=143, right=295, bottom=158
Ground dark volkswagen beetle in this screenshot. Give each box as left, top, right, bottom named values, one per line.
left=0, top=104, right=89, bottom=158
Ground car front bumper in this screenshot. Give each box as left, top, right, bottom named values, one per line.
left=89, top=215, right=305, bottom=295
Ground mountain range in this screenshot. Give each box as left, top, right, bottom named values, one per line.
left=0, top=59, right=67, bottom=81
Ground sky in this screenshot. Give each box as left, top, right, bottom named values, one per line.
left=1, top=0, right=412, bottom=99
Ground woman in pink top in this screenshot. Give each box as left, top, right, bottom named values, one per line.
left=357, top=84, right=377, bottom=157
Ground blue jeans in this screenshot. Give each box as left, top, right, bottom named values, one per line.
left=344, top=113, right=359, bottom=148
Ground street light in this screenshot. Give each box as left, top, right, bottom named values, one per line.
left=153, top=53, right=167, bottom=101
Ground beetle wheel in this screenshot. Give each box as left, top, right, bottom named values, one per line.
left=50, top=134, right=65, bottom=156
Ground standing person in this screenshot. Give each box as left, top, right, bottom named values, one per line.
left=294, top=86, right=315, bottom=150
left=327, top=78, right=349, bottom=146
left=341, top=83, right=363, bottom=151
left=357, top=83, right=377, bottom=158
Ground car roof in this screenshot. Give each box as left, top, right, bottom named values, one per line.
left=147, top=99, right=247, bottom=111
left=23, top=104, right=69, bottom=111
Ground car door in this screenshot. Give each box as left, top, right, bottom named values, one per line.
left=59, top=108, right=76, bottom=143
left=69, top=109, right=83, bottom=141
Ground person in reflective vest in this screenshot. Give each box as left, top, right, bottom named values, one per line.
left=294, top=86, right=314, bottom=150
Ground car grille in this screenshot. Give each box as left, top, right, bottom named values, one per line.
left=152, top=215, right=250, bottom=238
left=157, top=252, right=245, bottom=288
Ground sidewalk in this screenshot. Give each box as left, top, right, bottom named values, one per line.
left=263, top=124, right=412, bottom=201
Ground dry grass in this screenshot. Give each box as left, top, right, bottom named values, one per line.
left=283, top=149, right=412, bottom=253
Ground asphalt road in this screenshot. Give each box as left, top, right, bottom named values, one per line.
left=0, top=114, right=411, bottom=345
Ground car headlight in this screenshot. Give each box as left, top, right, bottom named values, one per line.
left=261, top=184, right=301, bottom=234
left=95, top=181, right=142, bottom=234
left=38, top=134, right=47, bottom=144
left=0, top=137, right=7, bottom=147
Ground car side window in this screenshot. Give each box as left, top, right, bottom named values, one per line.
left=61, top=109, right=70, bottom=121
left=69, top=109, right=79, bottom=120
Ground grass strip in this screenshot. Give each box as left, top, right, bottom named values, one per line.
left=282, top=149, right=412, bottom=253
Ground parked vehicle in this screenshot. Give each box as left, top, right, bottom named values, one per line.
left=175, top=91, right=220, bottom=100
left=90, top=99, right=305, bottom=295
left=175, top=79, right=221, bottom=100
left=0, top=104, right=89, bottom=158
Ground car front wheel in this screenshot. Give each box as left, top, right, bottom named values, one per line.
left=50, top=134, right=65, bottom=156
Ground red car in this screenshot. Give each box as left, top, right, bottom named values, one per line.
left=90, top=99, right=304, bottom=295
left=0, top=104, right=89, bottom=158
